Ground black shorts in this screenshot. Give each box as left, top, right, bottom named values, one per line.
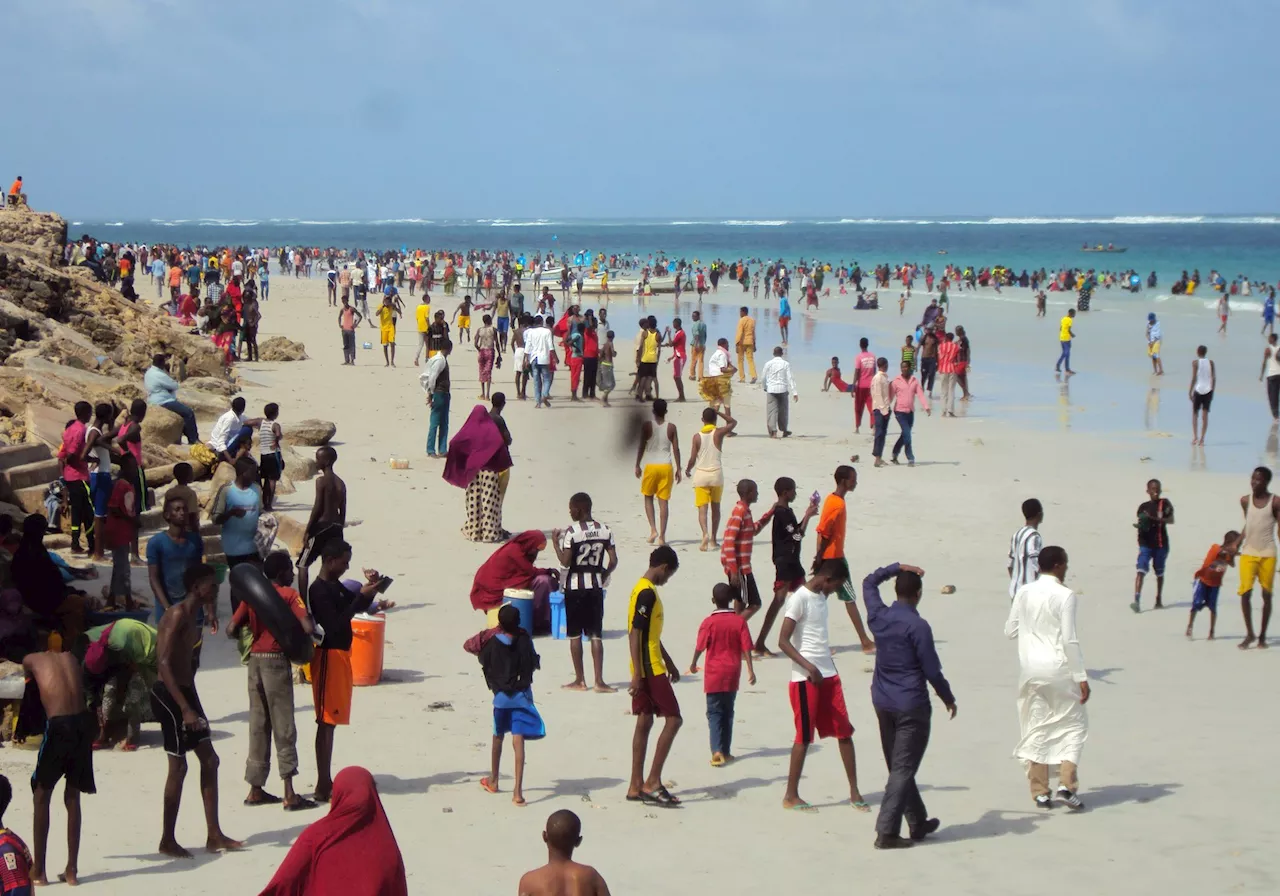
left=637, top=362, right=658, bottom=378
left=150, top=682, right=211, bottom=757
left=1192, top=390, right=1213, bottom=412
left=732, top=571, right=763, bottom=608
left=298, top=523, right=344, bottom=569
left=31, top=713, right=96, bottom=794
left=564, top=588, right=605, bottom=639
left=260, top=451, right=283, bottom=482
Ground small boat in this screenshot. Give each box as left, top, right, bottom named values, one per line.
left=1080, top=245, right=1127, bottom=253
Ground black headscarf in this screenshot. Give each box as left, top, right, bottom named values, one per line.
left=12, top=514, right=66, bottom=617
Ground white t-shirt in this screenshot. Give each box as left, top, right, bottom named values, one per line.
left=706, top=347, right=730, bottom=377
left=524, top=327, right=554, bottom=365
left=783, top=587, right=838, bottom=683
left=209, top=409, right=245, bottom=453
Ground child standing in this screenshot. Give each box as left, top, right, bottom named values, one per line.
left=259, top=403, right=284, bottom=512
left=597, top=330, right=617, bottom=406
left=754, top=477, right=818, bottom=655
left=479, top=604, right=544, bottom=806
left=688, top=584, right=755, bottom=767
left=1187, top=531, right=1240, bottom=640
left=167, top=462, right=201, bottom=533
left=104, top=452, right=140, bottom=610
left=721, top=479, right=773, bottom=626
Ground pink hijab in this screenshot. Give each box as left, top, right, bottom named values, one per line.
left=443, top=405, right=512, bottom=488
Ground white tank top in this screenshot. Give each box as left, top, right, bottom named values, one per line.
left=259, top=419, right=279, bottom=453
left=691, top=427, right=723, bottom=488
left=1266, top=348, right=1280, bottom=378
left=643, top=420, right=673, bottom=466
left=1242, top=496, right=1277, bottom=558
left=86, top=425, right=111, bottom=470
left=1193, top=358, right=1213, bottom=395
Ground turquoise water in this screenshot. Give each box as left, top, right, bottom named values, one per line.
left=82, top=216, right=1280, bottom=296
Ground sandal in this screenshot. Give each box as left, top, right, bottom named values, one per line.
left=851, top=800, right=871, bottom=812
left=244, top=793, right=283, bottom=807
left=642, top=786, right=681, bottom=807
left=283, top=797, right=319, bottom=812
left=480, top=777, right=500, bottom=794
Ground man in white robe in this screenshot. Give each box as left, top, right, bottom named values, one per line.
left=1004, top=545, right=1090, bottom=810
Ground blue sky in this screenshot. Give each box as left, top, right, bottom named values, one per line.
left=7, top=0, right=1276, bottom=219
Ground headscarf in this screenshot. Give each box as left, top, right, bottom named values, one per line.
left=469, top=530, right=547, bottom=611
left=259, top=766, right=407, bottom=896
left=443, top=406, right=512, bottom=489
left=12, top=514, right=66, bottom=617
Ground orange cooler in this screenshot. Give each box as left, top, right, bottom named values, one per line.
left=351, top=613, right=386, bottom=686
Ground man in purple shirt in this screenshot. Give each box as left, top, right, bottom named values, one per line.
left=862, top=562, right=956, bottom=849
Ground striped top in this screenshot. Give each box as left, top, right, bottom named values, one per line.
left=259, top=419, right=279, bottom=454
left=1008, top=525, right=1042, bottom=598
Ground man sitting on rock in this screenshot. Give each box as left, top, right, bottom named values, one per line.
left=143, top=354, right=199, bottom=445
left=208, top=397, right=262, bottom=467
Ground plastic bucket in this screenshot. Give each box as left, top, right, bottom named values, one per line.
left=350, top=613, right=386, bottom=686
left=502, top=588, right=535, bottom=634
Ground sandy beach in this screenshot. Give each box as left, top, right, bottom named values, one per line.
left=4, top=270, right=1278, bottom=894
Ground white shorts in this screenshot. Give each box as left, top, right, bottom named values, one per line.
left=514, top=348, right=527, bottom=370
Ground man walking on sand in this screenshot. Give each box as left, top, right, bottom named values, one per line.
left=626, top=547, right=683, bottom=807
left=518, top=810, right=611, bottom=896
left=1006, top=546, right=1089, bottom=810
left=734, top=306, right=757, bottom=384
left=686, top=407, right=735, bottom=551
left=1236, top=466, right=1278, bottom=649
left=1190, top=345, right=1215, bottom=447
left=760, top=346, right=798, bottom=438
left=812, top=465, right=876, bottom=653
left=1055, top=309, right=1076, bottom=375
left=853, top=338, right=877, bottom=434
left=635, top=399, right=681, bottom=546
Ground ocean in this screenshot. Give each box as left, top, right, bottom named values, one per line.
left=77, top=216, right=1280, bottom=301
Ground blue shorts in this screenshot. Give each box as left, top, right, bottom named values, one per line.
left=90, top=471, right=112, bottom=517
left=1136, top=545, right=1169, bottom=576
left=1192, top=581, right=1219, bottom=613
left=497, top=317, right=510, bottom=334
left=493, top=691, right=545, bottom=740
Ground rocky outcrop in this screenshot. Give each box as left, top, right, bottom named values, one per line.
left=0, top=208, right=68, bottom=267
left=281, top=419, right=336, bottom=446
left=141, top=405, right=185, bottom=445
left=258, top=336, right=308, bottom=362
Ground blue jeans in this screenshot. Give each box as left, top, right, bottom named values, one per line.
left=706, top=691, right=737, bottom=756
left=892, top=411, right=915, bottom=463
left=872, top=409, right=890, bottom=459
left=1056, top=340, right=1072, bottom=371
left=226, top=424, right=254, bottom=458
left=532, top=363, right=553, bottom=404
left=160, top=400, right=200, bottom=444
left=427, top=392, right=451, bottom=454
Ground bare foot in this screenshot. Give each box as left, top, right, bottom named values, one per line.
left=593, top=682, right=617, bottom=694
left=58, top=870, right=79, bottom=886
left=646, top=532, right=658, bottom=544
left=1207, top=632, right=1216, bottom=640
left=1185, top=625, right=1193, bottom=639
left=206, top=835, right=244, bottom=853
left=699, top=537, right=709, bottom=552
left=752, top=647, right=775, bottom=659
left=1259, top=638, right=1269, bottom=649
left=1239, top=635, right=1256, bottom=650
left=562, top=681, right=589, bottom=691
left=861, top=642, right=877, bottom=654
left=31, top=871, right=49, bottom=886
left=512, top=795, right=527, bottom=807
left=158, top=839, right=193, bottom=859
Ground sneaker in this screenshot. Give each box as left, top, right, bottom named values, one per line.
left=873, top=834, right=914, bottom=850
left=908, top=818, right=941, bottom=841
left=1056, top=788, right=1085, bottom=811
left=1035, top=794, right=1053, bottom=810
left=1129, top=600, right=1141, bottom=614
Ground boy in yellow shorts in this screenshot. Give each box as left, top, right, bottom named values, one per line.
left=635, top=399, right=681, bottom=546
left=453, top=295, right=473, bottom=345
left=377, top=295, right=398, bottom=367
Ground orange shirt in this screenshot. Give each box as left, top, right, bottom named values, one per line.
left=815, top=493, right=847, bottom=559
left=1195, top=544, right=1227, bottom=588
left=168, top=265, right=183, bottom=287
left=8, top=180, right=21, bottom=196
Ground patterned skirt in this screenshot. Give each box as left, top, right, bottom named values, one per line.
left=477, top=347, right=495, bottom=383
left=463, top=469, right=511, bottom=543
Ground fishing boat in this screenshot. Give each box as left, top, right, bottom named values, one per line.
left=1080, top=244, right=1128, bottom=253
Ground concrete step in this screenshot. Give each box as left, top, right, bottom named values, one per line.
left=0, top=459, right=63, bottom=495
left=13, top=483, right=50, bottom=514
left=0, top=443, right=52, bottom=471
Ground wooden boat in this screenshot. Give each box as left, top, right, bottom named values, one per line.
left=1080, top=246, right=1127, bottom=253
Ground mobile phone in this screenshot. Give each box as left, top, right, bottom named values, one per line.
left=376, top=575, right=394, bottom=594
left=811, top=491, right=821, bottom=505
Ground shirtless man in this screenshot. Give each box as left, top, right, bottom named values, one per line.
left=24, top=650, right=96, bottom=885
left=297, top=446, right=347, bottom=601
left=517, top=810, right=610, bottom=896
left=1237, top=466, right=1279, bottom=649
left=150, top=563, right=242, bottom=857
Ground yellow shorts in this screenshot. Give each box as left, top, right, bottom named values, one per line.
left=1238, top=554, right=1276, bottom=595
left=459, top=315, right=471, bottom=329
left=380, top=326, right=396, bottom=345
left=1147, top=340, right=1160, bottom=357
left=640, top=464, right=674, bottom=500
left=694, top=485, right=723, bottom=507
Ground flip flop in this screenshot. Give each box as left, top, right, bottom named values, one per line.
left=785, top=802, right=818, bottom=813
left=244, top=793, right=284, bottom=806
left=283, top=797, right=319, bottom=812
left=642, top=786, right=681, bottom=807
left=851, top=800, right=871, bottom=812
left=480, top=777, right=500, bottom=794
left=119, top=743, right=139, bottom=753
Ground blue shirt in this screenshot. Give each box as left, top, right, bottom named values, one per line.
left=219, top=483, right=262, bottom=557
left=779, top=298, right=791, bottom=319
left=146, top=530, right=204, bottom=620
left=861, top=563, right=954, bottom=713
left=143, top=366, right=181, bottom=406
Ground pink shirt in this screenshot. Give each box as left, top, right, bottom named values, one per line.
left=59, top=421, right=89, bottom=482
left=854, top=351, right=877, bottom=388
left=890, top=375, right=930, bottom=413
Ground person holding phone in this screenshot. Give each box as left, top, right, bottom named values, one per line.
left=752, top=477, right=819, bottom=657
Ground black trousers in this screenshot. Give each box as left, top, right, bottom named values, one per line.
left=875, top=706, right=932, bottom=837
left=583, top=357, right=599, bottom=398
left=68, top=479, right=94, bottom=552
left=1268, top=375, right=1280, bottom=420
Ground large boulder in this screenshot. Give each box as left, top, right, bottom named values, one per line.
left=258, top=337, right=308, bottom=362
left=182, top=376, right=238, bottom=398
left=280, top=419, right=336, bottom=446
left=281, top=446, right=318, bottom=481
left=0, top=209, right=68, bottom=267
left=140, top=405, right=184, bottom=445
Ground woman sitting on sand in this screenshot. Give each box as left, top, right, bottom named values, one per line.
left=259, top=766, right=407, bottom=896
left=12, top=514, right=87, bottom=645
left=444, top=403, right=514, bottom=542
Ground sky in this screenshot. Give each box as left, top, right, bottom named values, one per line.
left=6, top=0, right=1277, bottom=220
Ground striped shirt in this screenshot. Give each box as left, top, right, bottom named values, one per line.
left=560, top=520, right=615, bottom=591
left=721, top=501, right=771, bottom=577
left=1008, top=525, right=1042, bottom=598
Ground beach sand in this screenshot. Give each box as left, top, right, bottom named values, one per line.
left=3, top=273, right=1276, bottom=893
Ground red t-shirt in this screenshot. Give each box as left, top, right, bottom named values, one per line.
left=696, top=610, right=752, bottom=693
left=103, top=479, right=136, bottom=550
left=230, top=585, right=309, bottom=654
left=937, top=340, right=960, bottom=375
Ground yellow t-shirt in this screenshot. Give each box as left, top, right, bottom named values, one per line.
left=415, top=304, right=431, bottom=332
left=378, top=306, right=396, bottom=330
left=1059, top=316, right=1073, bottom=341
left=627, top=576, right=665, bottom=676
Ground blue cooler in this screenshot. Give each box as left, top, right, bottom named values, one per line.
left=502, top=588, right=536, bottom=635
left=549, top=591, right=567, bottom=639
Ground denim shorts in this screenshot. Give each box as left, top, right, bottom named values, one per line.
left=1136, top=545, right=1169, bottom=576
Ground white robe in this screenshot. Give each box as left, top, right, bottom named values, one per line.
left=1004, top=574, right=1088, bottom=765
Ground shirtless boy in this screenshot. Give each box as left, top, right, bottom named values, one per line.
left=150, top=563, right=242, bottom=857
left=517, top=810, right=611, bottom=896
left=297, top=446, right=346, bottom=600
left=24, top=650, right=96, bottom=885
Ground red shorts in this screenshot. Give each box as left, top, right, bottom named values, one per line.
left=789, top=675, right=853, bottom=744
left=774, top=576, right=805, bottom=594
left=632, top=673, right=681, bottom=718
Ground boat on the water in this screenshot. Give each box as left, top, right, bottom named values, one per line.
left=1080, top=245, right=1127, bottom=253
